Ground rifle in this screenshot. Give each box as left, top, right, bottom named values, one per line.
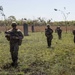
left=5, top=30, right=23, bottom=45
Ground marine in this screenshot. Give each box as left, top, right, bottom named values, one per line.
left=56, top=26, right=62, bottom=39
left=5, top=22, right=24, bottom=67
left=45, top=24, right=53, bottom=48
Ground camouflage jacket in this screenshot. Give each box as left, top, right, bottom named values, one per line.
left=56, top=28, right=62, bottom=34
left=5, top=28, right=24, bottom=45
left=45, top=28, right=53, bottom=38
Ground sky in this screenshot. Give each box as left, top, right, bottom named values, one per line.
left=0, top=0, right=75, bottom=22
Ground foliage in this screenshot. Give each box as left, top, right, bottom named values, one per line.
left=0, top=15, right=75, bottom=26
left=0, top=32, right=75, bottom=75
left=8, top=16, right=16, bottom=22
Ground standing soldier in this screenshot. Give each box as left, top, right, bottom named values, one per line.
left=72, top=29, right=75, bottom=43
left=45, top=25, right=53, bottom=48
left=5, top=22, right=24, bottom=67
left=56, top=26, right=62, bottom=39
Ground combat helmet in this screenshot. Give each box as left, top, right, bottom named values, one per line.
left=11, top=22, right=17, bottom=27
left=47, top=24, right=50, bottom=28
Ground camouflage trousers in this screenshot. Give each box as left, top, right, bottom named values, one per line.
left=10, top=42, right=19, bottom=63
left=58, top=33, right=62, bottom=39
left=47, top=37, right=52, bottom=47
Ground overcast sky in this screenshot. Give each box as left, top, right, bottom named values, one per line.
left=0, top=0, right=75, bottom=21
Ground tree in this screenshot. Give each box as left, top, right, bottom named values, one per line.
left=8, top=16, right=16, bottom=22
left=7, top=16, right=16, bottom=25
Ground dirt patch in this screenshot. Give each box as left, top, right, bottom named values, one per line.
left=0, top=25, right=75, bottom=32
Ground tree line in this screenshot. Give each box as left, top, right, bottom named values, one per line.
left=0, top=16, right=75, bottom=26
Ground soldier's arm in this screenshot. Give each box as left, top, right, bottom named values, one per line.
left=51, top=29, right=53, bottom=33
left=45, top=29, right=47, bottom=37
left=18, top=31, right=24, bottom=39
left=5, top=31, right=11, bottom=41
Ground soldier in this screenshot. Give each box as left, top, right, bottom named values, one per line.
left=72, top=29, right=75, bottom=43
left=56, top=26, right=62, bottom=39
left=45, top=25, right=53, bottom=48
left=5, top=22, right=24, bottom=67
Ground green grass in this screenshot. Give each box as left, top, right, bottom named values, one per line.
left=0, top=32, right=75, bottom=75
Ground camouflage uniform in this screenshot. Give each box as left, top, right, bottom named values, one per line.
left=45, top=25, right=53, bottom=47
left=56, top=27, right=62, bottom=39
left=73, top=29, right=75, bottom=43
left=5, top=22, right=23, bottom=67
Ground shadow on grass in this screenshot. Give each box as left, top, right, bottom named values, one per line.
left=1, top=62, right=19, bottom=69
left=2, top=63, right=13, bottom=69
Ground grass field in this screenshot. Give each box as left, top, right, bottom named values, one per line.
left=0, top=32, right=75, bottom=75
